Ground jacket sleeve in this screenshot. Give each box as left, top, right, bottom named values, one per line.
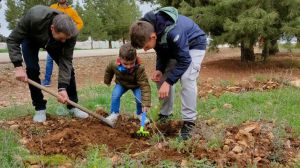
left=155, top=48, right=168, bottom=73
left=57, top=36, right=76, bottom=89
left=104, top=61, right=115, bottom=85
left=70, top=9, right=84, bottom=31
left=6, top=11, right=31, bottom=67
left=136, top=66, right=151, bottom=107
left=165, top=29, right=191, bottom=85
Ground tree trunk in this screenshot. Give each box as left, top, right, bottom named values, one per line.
left=262, top=39, right=270, bottom=62
left=269, top=39, right=279, bottom=55
left=90, top=37, right=93, bottom=49
left=296, top=35, right=300, bottom=48
left=241, top=42, right=255, bottom=62
left=122, top=37, right=126, bottom=44
left=109, top=40, right=112, bottom=49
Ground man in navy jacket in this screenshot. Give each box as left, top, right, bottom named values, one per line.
left=130, top=7, right=207, bottom=140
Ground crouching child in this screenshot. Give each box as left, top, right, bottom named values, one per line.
left=104, top=43, right=151, bottom=125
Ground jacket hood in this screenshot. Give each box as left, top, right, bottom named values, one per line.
left=141, top=7, right=178, bottom=38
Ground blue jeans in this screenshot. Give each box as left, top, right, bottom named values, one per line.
left=110, top=84, right=142, bottom=115
left=44, top=54, right=53, bottom=83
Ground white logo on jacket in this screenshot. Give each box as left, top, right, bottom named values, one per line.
left=173, top=35, right=180, bottom=42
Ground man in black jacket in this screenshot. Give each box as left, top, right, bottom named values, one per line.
left=7, top=5, right=89, bottom=122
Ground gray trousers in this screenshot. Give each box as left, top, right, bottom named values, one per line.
left=158, top=49, right=206, bottom=122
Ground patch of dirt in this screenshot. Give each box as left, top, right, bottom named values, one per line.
left=0, top=109, right=182, bottom=159
left=3, top=116, right=150, bottom=158
left=191, top=120, right=300, bottom=167
left=1, top=116, right=300, bottom=167
left=199, top=80, right=283, bottom=98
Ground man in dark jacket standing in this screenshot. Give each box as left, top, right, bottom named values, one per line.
left=7, top=5, right=89, bottom=122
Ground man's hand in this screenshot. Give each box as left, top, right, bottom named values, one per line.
left=151, top=70, right=162, bottom=82
left=142, top=106, right=150, bottom=112
left=57, top=89, right=69, bottom=104
left=15, top=67, right=27, bottom=82
left=158, top=82, right=170, bottom=98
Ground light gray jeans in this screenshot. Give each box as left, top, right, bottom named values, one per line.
left=158, top=49, right=206, bottom=122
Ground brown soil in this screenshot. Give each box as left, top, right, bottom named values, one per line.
left=1, top=116, right=300, bottom=167
left=13, top=115, right=150, bottom=158
left=0, top=109, right=183, bottom=159
left=1, top=48, right=300, bottom=166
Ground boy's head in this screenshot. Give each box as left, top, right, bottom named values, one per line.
left=130, top=21, right=157, bottom=51
left=119, top=43, right=137, bottom=69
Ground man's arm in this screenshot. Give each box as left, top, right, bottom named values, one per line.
left=164, top=29, right=191, bottom=85
left=155, top=48, right=168, bottom=73
left=57, top=37, right=76, bottom=89
left=6, top=11, right=31, bottom=67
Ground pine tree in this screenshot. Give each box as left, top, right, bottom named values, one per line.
left=143, top=0, right=300, bottom=62
left=81, top=0, right=140, bottom=48
left=79, top=0, right=107, bottom=48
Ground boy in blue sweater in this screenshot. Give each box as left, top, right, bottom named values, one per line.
left=130, top=7, right=207, bottom=140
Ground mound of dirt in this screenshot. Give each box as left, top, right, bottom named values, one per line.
left=192, top=121, right=300, bottom=167
left=199, top=80, right=282, bottom=98
left=1, top=114, right=300, bottom=167
left=0, top=109, right=182, bottom=159
left=1, top=113, right=152, bottom=158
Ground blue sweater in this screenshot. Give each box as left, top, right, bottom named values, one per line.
left=142, top=10, right=207, bottom=85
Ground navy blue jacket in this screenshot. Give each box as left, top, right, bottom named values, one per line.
left=142, top=10, right=207, bottom=85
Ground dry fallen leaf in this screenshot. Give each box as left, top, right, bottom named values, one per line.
left=223, top=103, right=233, bottom=109
left=232, top=145, right=243, bottom=153
left=181, top=159, right=188, bottom=167
left=111, top=155, right=120, bottom=164
left=223, top=145, right=230, bottom=152
left=10, top=124, right=19, bottom=130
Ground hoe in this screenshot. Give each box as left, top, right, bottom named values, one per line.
left=26, top=79, right=115, bottom=128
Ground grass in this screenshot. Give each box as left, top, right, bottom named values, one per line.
left=0, top=81, right=300, bottom=166
left=0, top=48, right=8, bottom=53
left=278, top=59, right=300, bottom=69
left=0, top=104, right=33, bottom=120
left=24, top=154, right=72, bottom=166
left=75, top=145, right=113, bottom=168
left=279, top=44, right=300, bottom=53
left=199, top=86, right=300, bottom=134
left=0, top=130, right=28, bottom=168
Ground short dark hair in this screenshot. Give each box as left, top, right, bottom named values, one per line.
left=52, top=14, right=78, bottom=37
left=119, top=43, right=137, bottom=61
left=130, top=21, right=154, bottom=49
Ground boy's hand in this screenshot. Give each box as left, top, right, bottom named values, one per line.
left=151, top=70, right=162, bottom=82
left=158, top=82, right=170, bottom=98
left=142, top=106, right=150, bottom=112
left=57, top=89, right=69, bottom=104
left=15, top=67, right=28, bottom=82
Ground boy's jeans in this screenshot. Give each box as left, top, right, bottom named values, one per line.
left=158, top=49, right=206, bottom=122
left=44, top=54, right=54, bottom=83
left=110, top=84, right=142, bottom=115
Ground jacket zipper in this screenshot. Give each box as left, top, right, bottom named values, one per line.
left=44, top=39, right=50, bottom=49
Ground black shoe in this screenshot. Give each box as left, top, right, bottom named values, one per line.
left=158, top=114, right=173, bottom=123
left=180, top=121, right=195, bottom=140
